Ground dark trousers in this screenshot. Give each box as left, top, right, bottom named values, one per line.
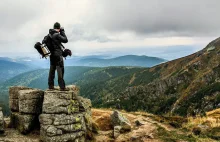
left=48, top=56, right=65, bottom=89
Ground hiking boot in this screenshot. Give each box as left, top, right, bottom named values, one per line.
left=49, top=86, right=54, bottom=90
left=60, top=88, right=68, bottom=91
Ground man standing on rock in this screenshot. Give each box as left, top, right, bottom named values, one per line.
left=44, top=22, right=68, bottom=91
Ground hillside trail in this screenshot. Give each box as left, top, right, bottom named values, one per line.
left=92, top=108, right=174, bottom=142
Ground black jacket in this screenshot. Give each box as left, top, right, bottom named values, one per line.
left=49, top=29, right=68, bottom=56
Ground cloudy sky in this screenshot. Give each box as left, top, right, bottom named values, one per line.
left=0, top=0, right=219, bottom=60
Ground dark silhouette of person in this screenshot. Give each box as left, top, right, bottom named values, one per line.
left=46, top=22, right=68, bottom=90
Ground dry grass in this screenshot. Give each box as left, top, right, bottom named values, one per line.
left=183, top=109, right=220, bottom=129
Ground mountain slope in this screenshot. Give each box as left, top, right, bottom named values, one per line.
left=0, top=60, right=33, bottom=83
left=114, top=37, right=220, bottom=116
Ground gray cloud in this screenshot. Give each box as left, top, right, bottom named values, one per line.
left=68, top=24, right=119, bottom=43
left=86, top=0, right=220, bottom=37
left=0, top=0, right=219, bottom=57
left=0, top=0, right=41, bottom=31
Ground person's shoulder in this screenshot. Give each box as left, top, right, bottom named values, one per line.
left=51, top=33, right=60, bottom=39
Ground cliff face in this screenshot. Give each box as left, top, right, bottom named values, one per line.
left=5, top=86, right=92, bottom=142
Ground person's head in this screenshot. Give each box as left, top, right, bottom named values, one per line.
left=53, top=22, right=61, bottom=32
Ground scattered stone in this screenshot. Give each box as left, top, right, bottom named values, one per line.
left=0, top=107, right=4, bottom=133
left=135, top=119, right=145, bottom=126
left=130, top=135, right=143, bottom=142
left=192, top=127, right=202, bottom=135
left=146, top=133, right=154, bottom=139
left=113, top=126, right=122, bottom=138
left=110, top=110, right=131, bottom=131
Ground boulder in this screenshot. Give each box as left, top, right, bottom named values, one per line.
left=114, top=126, right=122, bottom=138
left=9, top=86, right=31, bottom=112
left=10, top=112, right=38, bottom=134
left=111, top=110, right=131, bottom=131
left=0, top=107, right=4, bottom=133
left=19, top=89, right=44, bottom=114
left=42, top=90, right=79, bottom=114
left=77, top=96, right=92, bottom=115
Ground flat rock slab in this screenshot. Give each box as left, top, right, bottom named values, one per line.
left=42, top=91, right=79, bottom=114
left=18, top=89, right=44, bottom=114
left=10, top=112, right=38, bottom=134
left=41, top=123, right=84, bottom=137
left=39, top=113, right=84, bottom=125
left=9, top=86, right=31, bottom=99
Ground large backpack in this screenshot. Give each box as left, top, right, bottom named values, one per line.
left=34, top=34, right=54, bottom=58
left=42, top=34, right=54, bottom=52
left=34, top=42, right=51, bottom=58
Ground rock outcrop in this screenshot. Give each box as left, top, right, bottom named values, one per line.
left=0, top=107, right=4, bottom=133
left=9, top=86, right=44, bottom=134
left=8, top=85, right=92, bottom=141
left=39, top=85, right=92, bottom=142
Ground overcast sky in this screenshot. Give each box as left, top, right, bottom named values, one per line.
left=0, top=0, right=219, bottom=60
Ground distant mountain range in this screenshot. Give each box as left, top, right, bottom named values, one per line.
left=65, top=55, right=166, bottom=67
left=11, top=55, right=166, bottom=68
left=0, top=59, right=33, bottom=83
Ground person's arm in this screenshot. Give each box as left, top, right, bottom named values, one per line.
left=57, top=29, right=68, bottom=43
left=42, top=35, right=47, bottom=44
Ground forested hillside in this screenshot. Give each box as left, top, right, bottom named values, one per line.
left=0, top=60, right=32, bottom=83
